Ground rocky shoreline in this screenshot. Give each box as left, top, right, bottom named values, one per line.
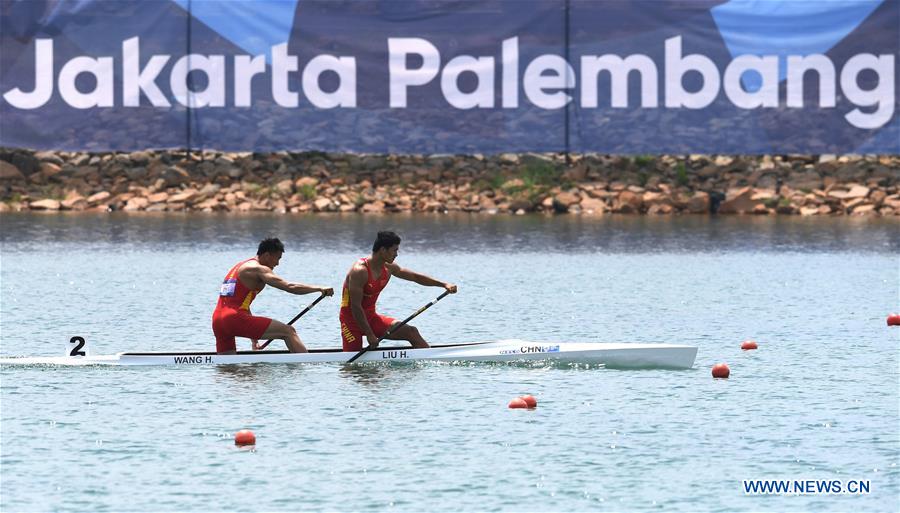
left=0, top=149, right=897, bottom=216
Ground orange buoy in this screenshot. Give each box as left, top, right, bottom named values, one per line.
left=711, top=363, right=730, bottom=379
left=234, top=429, right=256, bottom=446
left=741, top=340, right=758, bottom=350
left=887, top=314, right=900, bottom=326
left=508, top=397, right=528, bottom=409
left=520, top=395, right=538, bottom=408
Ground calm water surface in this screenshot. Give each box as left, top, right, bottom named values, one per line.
left=1, top=213, right=898, bottom=512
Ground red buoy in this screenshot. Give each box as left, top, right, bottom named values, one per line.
left=711, top=363, right=730, bottom=379
left=520, top=395, right=538, bottom=408
left=887, top=314, right=900, bottom=326
left=234, top=429, right=256, bottom=446
left=741, top=340, right=758, bottom=350
left=508, top=397, right=528, bottom=409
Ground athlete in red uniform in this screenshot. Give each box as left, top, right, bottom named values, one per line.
left=339, top=231, right=457, bottom=351
left=213, top=238, right=334, bottom=354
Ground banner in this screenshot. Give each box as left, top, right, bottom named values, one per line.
left=1, top=0, right=897, bottom=154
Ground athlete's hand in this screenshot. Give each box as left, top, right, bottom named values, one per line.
left=320, top=287, right=334, bottom=297
left=251, top=339, right=261, bottom=351
left=366, top=334, right=380, bottom=349
left=444, top=283, right=458, bottom=294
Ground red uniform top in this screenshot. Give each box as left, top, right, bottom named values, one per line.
left=212, top=257, right=272, bottom=353
left=339, top=257, right=390, bottom=317
left=339, top=257, right=394, bottom=351
left=216, top=257, right=261, bottom=311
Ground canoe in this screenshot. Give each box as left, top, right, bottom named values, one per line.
left=0, top=340, right=697, bottom=369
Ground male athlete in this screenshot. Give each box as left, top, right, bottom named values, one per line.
left=213, top=237, right=333, bottom=354
left=340, top=231, right=457, bottom=351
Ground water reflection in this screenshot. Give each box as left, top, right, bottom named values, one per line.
left=212, top=363, right=295, bottom=384
left=1, top=212, right=897, bottom=254
left=338, top=362, right=421, bottom=388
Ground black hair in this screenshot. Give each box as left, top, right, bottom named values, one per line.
left=373, top=231, right=401, bottom=252
left=257, top=237, right=285, bottom=255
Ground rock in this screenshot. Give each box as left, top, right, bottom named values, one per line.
left=0, top=161, right=25, bottom=181
left=148, top=192, right=169, bottom=204
left=361, top=201, right=385, bottom=213
left=647, top=203, right=674, bottom=215
left=295, top=176, right=319, bottom=188
left=168, top=189, right=198, bottom=203
left=844, top=184, right=870, bottom=199
left=750, top=188, right=777, bottom=201
left=686, top=191, right=710, bottom=214
left=123, top=197, right=149, bottom=211
left=35, top=152, right=64, bottom=165
left=613, top=190, right=643, bottom=213
left=850, top=204, right=876, bottom=215
left=508, top=197, right=533, bottom=212
left=87, top=191, right=111, bottom=205
left=40, top=162, right=63, bottom=179
left=162, top=166, right=190, bottom=186
left=799, top=206, right=819, bottom=216
left=196, top=183, right=221, bottom=199
left=580, top=197, right=606, bottom=214
left=784, top=171, right=822, bottom=191
left=718, top=187, right=759, bottom=214
left=29, top=199, right=60, bottom=210
left=313, top=198, right=333, bottom=211
left=11, top=152, right=40, bottom=176
left=552, top=192, right=580, bottom=213
left=61, top=195, right=87, bottom=210
left=125, top=167, right=148, bottom=180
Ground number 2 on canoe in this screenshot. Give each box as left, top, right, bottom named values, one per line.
left=69, top=336, right=86, bottom=357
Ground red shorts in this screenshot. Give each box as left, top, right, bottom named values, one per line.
left=212, top=307, right=272, bottom=353
left=340, top=312, right=396, bottom=351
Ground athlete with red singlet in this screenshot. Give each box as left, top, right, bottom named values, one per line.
left=339, top=231, right=457, bottom=351
left=213, top=237, right=333, bottom=354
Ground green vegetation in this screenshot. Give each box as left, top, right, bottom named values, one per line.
left=675, top=163, right=689, bottom=187
left=634, top=155, right=655, bottom=168
left=2, top=192, right=23, bottom=204
left=298, top=184, right=317, bottom=200
left=637, top=171, right=649, bottom=187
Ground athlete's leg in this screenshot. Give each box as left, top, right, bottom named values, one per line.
left=260, top=320, right=307, bottom=353
left=383, top=324, right=429, bottom=348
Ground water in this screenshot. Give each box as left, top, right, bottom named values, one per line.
left=1, top=213, right=898, bottom=512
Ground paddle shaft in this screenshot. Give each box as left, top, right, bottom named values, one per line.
left=257, top=292, right=328, bottom=350
left=346, top=290, right=451, bottom=363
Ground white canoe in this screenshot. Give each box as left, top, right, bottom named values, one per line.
left=0, top=340, right=697, bottom=369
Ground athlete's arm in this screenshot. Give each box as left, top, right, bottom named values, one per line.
left=386, top=262, right=457, bottom=293
left=348, top=266, right=379, bottom=347
left=256, top=266, right=334, bottom=296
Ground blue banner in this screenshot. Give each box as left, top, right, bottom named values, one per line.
left=1, top=0, right=897, bottom=154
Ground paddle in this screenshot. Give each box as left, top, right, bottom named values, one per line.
left=346, top=290, right=452, bottom=364
left=256, top=291, right=329, bottom=350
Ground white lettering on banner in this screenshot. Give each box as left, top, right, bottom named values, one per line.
left=388, top=37, right=440, bottom=107
left=302, top=55, right=357, bottom=108
left=170, top=53, right=226, bottom=107
left=2, top=36, right=894, bottom=130
left=58, top=55, right=114, bottom=109
left=123, top=37, right=171, bottom=107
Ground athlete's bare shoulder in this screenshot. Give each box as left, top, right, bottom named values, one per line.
left=238, top=259, right=269, bottom=285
